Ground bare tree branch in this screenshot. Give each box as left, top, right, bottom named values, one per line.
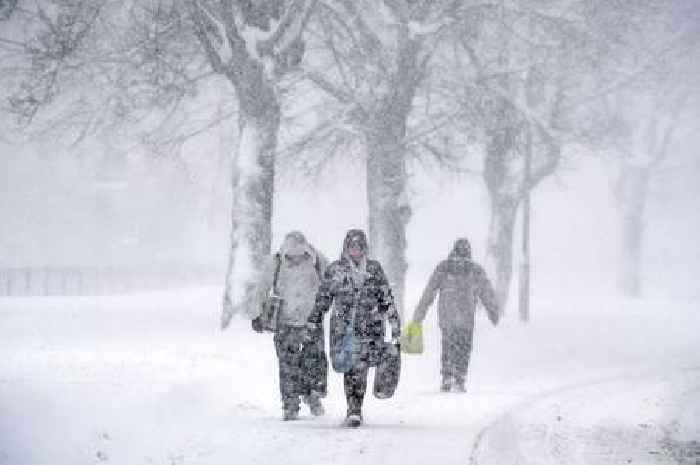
left=258, top=0, right=318, bottom=57
left=187, top=0, right=229, bottom=73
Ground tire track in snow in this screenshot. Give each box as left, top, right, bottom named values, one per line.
left=468, top=367, right=700, bottom=465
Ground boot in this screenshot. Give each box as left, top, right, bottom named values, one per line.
left=345, top=396, right=363, bottom=427
left=282, top=398, right=300, bottom=421
left=283, top=408, right=299, bottom=421
left=344, top=410, right=362, bottom=427
left=305, top=393, right=325, bottom=416
left=440, top=376, right=452, bottom=392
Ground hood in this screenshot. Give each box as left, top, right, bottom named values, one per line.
left=448, top=237, right=472, bottom=260
left=341, top=228, right=368, bottom=258
left=278, top=230, right=316, bottom=258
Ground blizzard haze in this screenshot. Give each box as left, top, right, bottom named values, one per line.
left=1, top=1, right=699, bottom=464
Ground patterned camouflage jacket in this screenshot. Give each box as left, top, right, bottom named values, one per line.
left=413, top=248, right=499, bottom=330
left=308, top=254, right=401, bottom=352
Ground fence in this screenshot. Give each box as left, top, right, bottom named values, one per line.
left=0, top=267, right=223, bottom=297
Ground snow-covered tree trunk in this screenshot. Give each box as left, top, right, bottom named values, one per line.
left=224, top=92, right=280, bottom=318
left=303, top=2, right=439, bottom=315
left=365, top=31, right=421, bottom=317
left=483, top=117, right=560, bottom=312
left=485, top=188, right=519, bottom=312
left=483, top=112, right=522, bottom=312
left=609, top=86, right=687, bottom=299
left=616, top=164, right=650, bottom=297
left=187, top=0, right=315, bottom=326
left=366, top=126, right=411, bottom=318
left=480, top=68, right=563, bottom=313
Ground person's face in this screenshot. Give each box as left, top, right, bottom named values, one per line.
left=348, top=243, right=364, bottom=261
left=285, top=253, right=308, bottom=266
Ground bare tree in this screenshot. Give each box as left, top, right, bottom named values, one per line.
left=586, top=0, right=700, bottom=297
left=1, top=1, right=317, bottom=325
left=290, top=0, right=458, bottom=316
left=186, top=0, right=316, bottom=325
left=440, top=1, right=592, bottom=312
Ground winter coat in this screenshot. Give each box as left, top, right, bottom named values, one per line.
left=257, top=232, right=328, bottom=327
left=308, top=230, right=401, bottom=366
left=412, top=241, right=499, bottom=330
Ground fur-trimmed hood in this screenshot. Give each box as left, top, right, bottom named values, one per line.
left=278, top=230, right=318, bottom=261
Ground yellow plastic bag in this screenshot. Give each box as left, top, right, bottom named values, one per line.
left=400, top=321, right=423, bottom=354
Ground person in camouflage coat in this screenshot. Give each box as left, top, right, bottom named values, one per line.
left=252, top=231, right=328, bottom=421
left=307, top=229, right=401, bottom=427
left=411, top=238, right=499, bottom=392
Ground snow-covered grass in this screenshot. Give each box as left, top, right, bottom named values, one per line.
left=1, top=287, right=698, bottom=465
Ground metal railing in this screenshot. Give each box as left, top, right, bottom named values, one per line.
left=0, top=267, right=223, bottom=296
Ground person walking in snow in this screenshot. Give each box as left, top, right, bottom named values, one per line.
left=307, top=229, right=401, bottom=427
left=411, top=237, right=499, bottom=393
left=251, top=231, right=328, bottom=421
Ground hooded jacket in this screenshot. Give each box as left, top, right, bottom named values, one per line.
left=257, top=231, right=327, bottom=327
left=308, top=230, right=401, bottom=360
left=412, top=238, right=499, bottom=329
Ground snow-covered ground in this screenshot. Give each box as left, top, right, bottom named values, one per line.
left=1, top=287, right=698, bottom=465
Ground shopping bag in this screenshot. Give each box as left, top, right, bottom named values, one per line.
left=330, top=312, right=360, bottom=373
left=259, top=294, right=282, bottom=332
left=373, top=342, right=401, bottom=399
left=400, top=321, right=423, bottom=354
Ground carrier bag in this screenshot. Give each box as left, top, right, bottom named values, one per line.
left=400, top=321, right=423, bottom=354
left=373, top=342, right=401, bottom=399
left=330, top=310, right=360, bottom=373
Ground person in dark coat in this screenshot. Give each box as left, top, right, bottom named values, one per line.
left=411, top=238, right=499, bottom=392
left=252, top=231, right=328, bottom=420
left=307, top=229, right=401, bottom=427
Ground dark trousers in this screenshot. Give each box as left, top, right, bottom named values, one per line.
left=343, top=342, right=380, bottom=415
left=274, top=325, right=327, bottom=409
left=440, top=326, right=474, bottom=383
left=344, top=364, right=368, bottom=415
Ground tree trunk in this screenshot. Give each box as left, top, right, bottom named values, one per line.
left=616, top=164, right=650, bottom=298
left=486, top=193, right=519, bottom=312
left=518, top=125, right=533, bottom=322
left=222, top=79, right=280, bottom=321
left=364, top=33, right=421, bottom=318
left=484, top=114, right=522, bottom=313
left=366, top=129, right=411, bottom=318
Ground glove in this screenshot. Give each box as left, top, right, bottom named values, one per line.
left=388, top=337, right=401, bottom=356
left=487, top=309, right=500, bottom=326
left=303, top=322, right=320, bottom=343
left=251, top=316, right=264, bottom=333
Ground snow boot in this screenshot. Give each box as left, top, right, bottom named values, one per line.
left=282, top=399, right=300, bottom=421
left=344, top=411, right=362, bottom=428
left=283, top=408, right=299, bottom=421
left=440, top=376, right=452, bottom=392
left=305, top=394, right=325, bottom=416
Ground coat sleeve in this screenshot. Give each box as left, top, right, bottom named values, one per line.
left=474, top=263, right=500, bottom=325
left=315, top=250, right=329, bottom=278
left=307, top=265, right=335, bottom=326
left=373, top=262, right=401, bottom=340
left=412, top=262, right=445, bottom=324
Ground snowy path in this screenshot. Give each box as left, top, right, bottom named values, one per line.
left=471, top=370, right=700, bottom=465
left=1, top=288, right=698, bottom=465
